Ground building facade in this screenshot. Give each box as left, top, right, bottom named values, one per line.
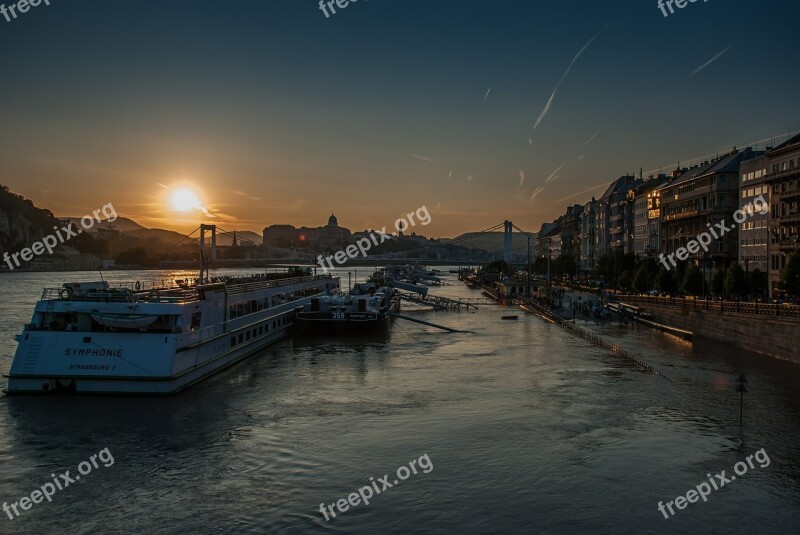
left=659, top=149, right=760, bottom=279
left=765, top=135, right=800, bottom=296
left=739, top=153, right=771, bottom=280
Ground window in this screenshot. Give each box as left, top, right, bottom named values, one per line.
left=238, top=333, right=243, bottom=344
left=231, top=336, right=236, bottom=347
left=190, top=312, right=201, bottom=332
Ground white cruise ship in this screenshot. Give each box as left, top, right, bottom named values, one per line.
left=4, top=270, right=339, bottom=395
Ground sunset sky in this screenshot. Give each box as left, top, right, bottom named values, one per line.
left=1, top=0, right=798, bottom=237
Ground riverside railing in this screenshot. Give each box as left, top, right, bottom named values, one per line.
left=619, top=295, right=800, bottom=318
left=519, top=299, right=669, bottom=380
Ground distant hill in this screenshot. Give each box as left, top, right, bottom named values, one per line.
left=125, top=228, right=192, bottom=245
left=442, top=232, right=535, bottom=254
left=212, top=230, right=262, bottom=246
left=0, top=184, right=59, bottom=253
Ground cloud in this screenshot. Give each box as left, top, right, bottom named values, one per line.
left=689, top=46, right=732, bottom=78
left=518, top=170, right=525, bottom=188
left=412, top=154, right=435, bottom=162
left=533, top=22, right=612, bottom=130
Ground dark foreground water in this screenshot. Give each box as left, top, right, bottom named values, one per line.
left=1, top=268, right=799, bottom=534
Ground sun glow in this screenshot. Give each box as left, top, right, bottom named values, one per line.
left=170, top=188, right=201, bottom=212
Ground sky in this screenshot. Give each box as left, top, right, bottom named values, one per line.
left=0, top=0, right=798, bottom=238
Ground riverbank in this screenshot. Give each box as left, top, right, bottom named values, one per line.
left=555, top=286, right=800, bottom=363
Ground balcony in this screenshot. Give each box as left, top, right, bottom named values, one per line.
left=766, top=167, right=800, bottom=182
left=662, top=210, right=700, bottom=222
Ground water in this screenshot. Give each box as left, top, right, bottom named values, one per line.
left=0, top=268, right=798, bottom=534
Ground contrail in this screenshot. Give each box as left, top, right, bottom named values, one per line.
left=530, top=185, right=547, bottom=201
left=412, top=154, right=435, bottom=162
left=518, top=170, right=525, bottom=188
left=546, top=163, right=566, bottom=183
left=555, top=180, right=609, bottom=203
left=689, top=46, right=732, bottom=78
left=484, top=87, right=491, bottom=102
left=584, top=132, right=598, bottom=146
left=533, top=22, right=612, bottom=130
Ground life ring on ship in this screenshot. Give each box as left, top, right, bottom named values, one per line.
left=148, top=289, right=160, bottom=301
left=59, top=288, right=73, bottom=300
left=135, top=281, right=141, bottom=291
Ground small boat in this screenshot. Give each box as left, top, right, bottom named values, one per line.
left=90, top=313, right=159, bottom=330
left=296, top=283, right=401, bottom=333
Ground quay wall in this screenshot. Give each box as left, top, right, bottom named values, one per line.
left=635, top=302, right=800, bottom=363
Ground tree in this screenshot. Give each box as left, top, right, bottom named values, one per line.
left=656, top=267, right=677, bottom=295
left=619, top=270, right=632, bottom=291
left=555, top=255, right=577, bottom=279
left=533, top=257, right=548, bottom=276
left=633, top=262, right=650, bottom=294
left=781, top=253, right=800, bottom=296
left=116, top=247, right=149, bottom=266
left=712, top=268, right=725, bottom=296
left=683, top=263, right=705, bottom=296
left=593, top=253, right=614, bottom=282
left=749, top=268, right=768, bottom=299
left=724, top=263, right=748, bottom=298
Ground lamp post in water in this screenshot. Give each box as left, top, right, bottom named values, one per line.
left=737, top=373, right=748, bottom=426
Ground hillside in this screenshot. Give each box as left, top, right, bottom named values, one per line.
left=0, top=185, right=59, bottom=253
left=443, top=231, right=536, bottom=254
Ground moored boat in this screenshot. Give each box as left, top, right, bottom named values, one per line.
left=296, top=283, right=400, bottom=333
left=4, top=225, right=340, bottom=395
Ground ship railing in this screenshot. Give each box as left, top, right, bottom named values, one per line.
left=225, top=275, right=331, bottom=295
left=40, top=288, right=136, bottom=303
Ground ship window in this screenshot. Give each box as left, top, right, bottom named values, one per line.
left=190, top=312, right=201, bottom=331
left=238, top=333, right=243, bottom=344
left=273, top=321, right=276, bottom=329
left=246, top=331, right=251, bottom=341
left=231, top=336, right=236, bottom=347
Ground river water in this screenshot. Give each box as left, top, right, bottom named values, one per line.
left=0, top=268, right=798, bottom=534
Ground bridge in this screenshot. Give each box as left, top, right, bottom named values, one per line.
left=154, top=221, right=536, bottom=270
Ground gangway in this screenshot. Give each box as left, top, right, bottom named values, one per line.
left=396, top=292, right=498, bottom=311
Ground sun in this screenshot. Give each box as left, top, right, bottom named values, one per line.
left=170, top=188, right=201, bottom=212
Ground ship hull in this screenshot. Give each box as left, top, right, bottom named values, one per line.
left=5, top=274, right=339, bottom=395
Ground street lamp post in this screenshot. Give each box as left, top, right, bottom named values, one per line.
left=526, top=234, right=531, bottom=299
left=547, top=237, right=552, bottom=304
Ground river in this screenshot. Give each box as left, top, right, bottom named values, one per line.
left=0, top=268, right=798, bottom=534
